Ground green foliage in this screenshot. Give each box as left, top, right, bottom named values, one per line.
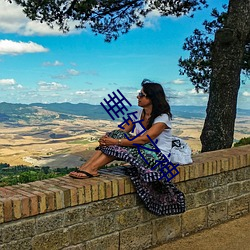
left=179, top=5, right=250, bottom=92
left=0, top=162, right=121, bottom=186
left=234, top=137, right=250, bottom=147
left=8, top=0, right=208, bottom=42
left=0, top=164, right=78, bottom=187
left=0, top=163, right=10, bottom=169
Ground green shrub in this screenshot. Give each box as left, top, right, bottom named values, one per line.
left=0, top=165, right=78, bottom=187
left=234, top=137, right=250, bottom=147
left=0, top=162, right=121, bottom=187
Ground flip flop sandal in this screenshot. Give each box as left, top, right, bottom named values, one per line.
left=69, top=169, right=100, bottom=179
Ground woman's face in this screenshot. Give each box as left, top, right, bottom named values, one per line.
left=137, top=88, right=152, bottom=107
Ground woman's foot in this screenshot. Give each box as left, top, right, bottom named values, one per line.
left=69, top=168, right=99, bottom=179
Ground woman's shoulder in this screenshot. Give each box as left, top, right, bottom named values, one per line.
left=153, top=113, right=172, bottom=127
left=155, top=113, right=171, bottom=121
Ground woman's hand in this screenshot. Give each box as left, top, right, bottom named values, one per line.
left=99, top=136, right=117, bottom=147
left=99, top=134, right=107, bottom=141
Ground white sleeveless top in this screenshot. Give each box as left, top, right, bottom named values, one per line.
left=132, top=109, right=172, bottom=156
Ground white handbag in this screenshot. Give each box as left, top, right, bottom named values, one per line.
left=170, top=136, right=193, bottom=165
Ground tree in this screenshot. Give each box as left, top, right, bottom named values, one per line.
left=8, top=0, right=250, bottom=152
left=8, top=0, right=208, bottom=42
left=200, top=0, right=250, bottom=152
left=179, top=6, right=227, bottom=93
left=179, top=6, right=250, bottom=92
left=179, top=2, right=250, bottom=152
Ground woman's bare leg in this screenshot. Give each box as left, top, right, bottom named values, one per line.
left=70, top=149, right=116, bottom=178
left=81, top=150, right=103, bottom=168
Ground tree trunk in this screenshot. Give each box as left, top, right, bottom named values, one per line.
left=200, top=0, right=250, bottom=152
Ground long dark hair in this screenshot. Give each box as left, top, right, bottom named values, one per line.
left=141, top=79, right=172, bottom=129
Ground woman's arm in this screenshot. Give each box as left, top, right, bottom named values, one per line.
left=118, top=119, right=134, bottom=133
left=99, top=118, right=134, bottom=143
left=101, top=122, right=168, bottom=147
left=118, top=110, right=142, bottom=133
left=120, top=122, right=168, bottom=146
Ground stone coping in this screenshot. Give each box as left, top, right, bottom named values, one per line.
left=0, top=145, right=249, bottom=224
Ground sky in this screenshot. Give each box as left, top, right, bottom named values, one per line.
left=0, top=0, right=249, bottom=108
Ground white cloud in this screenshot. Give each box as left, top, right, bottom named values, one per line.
left=130, top=6, right=161, bottom=30
left=74, top=88, right=111, bottom=100
left=95, top=87, right=108, bottom=91
left=164, top=87, right=209, bottom=106
left=52, top=68, right=80, bottom=79
left=68, top=69, right=80, bottom=76
left=172, top=79, right=185, bottom=84
left=147, top=9, right=161, bottom=18
left=131, top=6, right=179, bottom=30
left=22, top=21, right=64, bottom=36
left=43, top=60, right=63, bottom=66
left=17, top=84, right=24, bottom=89
left=144, top=9, right=161, bottom=29
left=188, top=89, right=197, bottom=94
left=0, top=78, right=25, bottom=91
left=38, top=81, right=68, bottom=91
left=75, top=91, right=86, bottom=95
left=0, top=1, right=27, bottom=33
left=0, top=78, right=16, bottom=85
left=175, top=91, right=185, bottom=97
left=0, top=0, right=83, bottom=36
left=0, top=39, right=48, bottom=55
left=188, top=89, right=206, bottom=95
left=243, top=91, right=250, bottom=97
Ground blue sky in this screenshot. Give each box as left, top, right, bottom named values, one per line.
left=0, top=0, right=249, bottom=108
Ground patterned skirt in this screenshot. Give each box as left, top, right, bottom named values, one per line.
left=96, top=130, right=185, bottom=216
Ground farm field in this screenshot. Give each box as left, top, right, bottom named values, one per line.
left=0, top=114, right=249, bottom=168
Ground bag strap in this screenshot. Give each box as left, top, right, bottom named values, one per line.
left=172, top=139, right=181, bottom=148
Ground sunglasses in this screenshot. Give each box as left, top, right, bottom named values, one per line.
left=138, top=92, right=146, bottom=98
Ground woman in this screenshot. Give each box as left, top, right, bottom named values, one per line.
left=69, top=79, right=185, bottom=215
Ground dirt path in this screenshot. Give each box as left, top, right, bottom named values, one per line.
left=151, top=213, right=250, bottom=250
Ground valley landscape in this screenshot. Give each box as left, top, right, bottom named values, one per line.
left=0, top=102, right=249, bottom=168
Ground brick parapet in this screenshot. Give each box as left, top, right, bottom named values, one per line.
left=0, top=145, right=249, bottom=224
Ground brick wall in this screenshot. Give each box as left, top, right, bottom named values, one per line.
left=0, top=145, right=249, bottom=250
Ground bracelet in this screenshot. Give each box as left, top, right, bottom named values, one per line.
left=118, top=139, right=122, bottom=146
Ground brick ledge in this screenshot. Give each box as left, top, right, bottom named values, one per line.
left=0, top=145, right=249, bottom=224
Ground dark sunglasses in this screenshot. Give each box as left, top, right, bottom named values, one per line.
left=138, top=92, right=146, bottom=98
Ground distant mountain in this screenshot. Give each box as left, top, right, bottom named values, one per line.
left=0, top=113, right=9, bottom=122
left=171, top=105, right=206, bottom=119
left=0, top=102, right=249, bottom=124
left=30, top=102, right=111, bottom=120
left=171, top=106, right=250, bottom=119
left=237, top=108, right=250, bottom=116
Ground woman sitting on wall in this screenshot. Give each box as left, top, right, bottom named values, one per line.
left=69, top=79, right=185, bottom=215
